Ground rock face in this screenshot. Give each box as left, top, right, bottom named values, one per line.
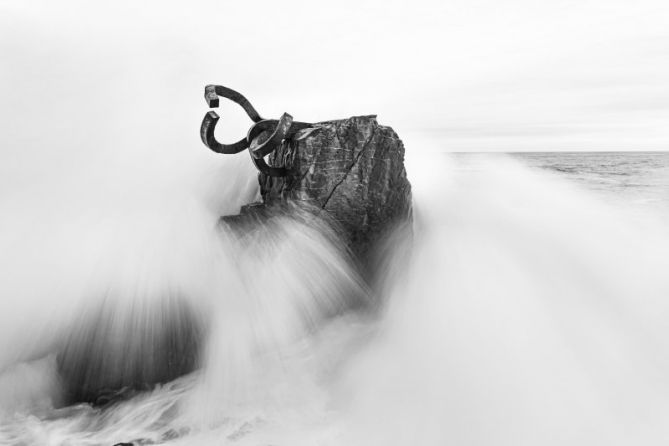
left=257, top=115, right=412, bottom=273
left=57, top=298, right=201, bottom=406
left=57, top=115, right=411, bottom=406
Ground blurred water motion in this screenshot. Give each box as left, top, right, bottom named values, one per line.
left=2, top=151, right=669, bottom=445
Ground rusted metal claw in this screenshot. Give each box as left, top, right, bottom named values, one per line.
left=204, top=84, right=263, bottom=122
left=247, top=118, right=314, bottom=158
left=200, top=84, right=313, bottom=177
left=200, top=111, right=249, bottom=154
left=248, top=114, right=293, bottom=159
left=245, top=114, right=293, bottom=177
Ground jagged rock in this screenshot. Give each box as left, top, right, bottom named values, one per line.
left=59, top=115, right=410, bottom=406
left=257, top=115, right=412, bottom=275
left=57, top=297, right=202, bottom=406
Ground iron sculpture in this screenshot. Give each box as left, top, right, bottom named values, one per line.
left=200, top=85, right=312, bottom=177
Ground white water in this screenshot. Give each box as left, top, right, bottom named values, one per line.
left=1, top=145, right=669, bottom=445
left=339, top=154, right=669, bottom=445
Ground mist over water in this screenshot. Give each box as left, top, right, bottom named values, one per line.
left=339, top=154, right=669, bottom=445
left=1, top=1, right=669, bottom=443
left=1, top=136, right=669, bottom=444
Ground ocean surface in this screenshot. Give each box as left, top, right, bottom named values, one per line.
left=1, top=150, right=669, bottom=446
left=511, top=151, right=669, bottom=211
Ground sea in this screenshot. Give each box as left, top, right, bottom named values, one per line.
left=511, top=152, right=669, bottom=212
left=1, top=151, right=668, bottom=446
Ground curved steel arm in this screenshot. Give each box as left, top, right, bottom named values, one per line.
left=204, top=85, right=263, bottom=123
left=199, top=84, right=314, bottom=176
left=200, top=111, right=249, bottom=154
left=248, top=114, right=293, bottom=159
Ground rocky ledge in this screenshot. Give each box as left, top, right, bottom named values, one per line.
left=227, top=115, right=413, bottom=278
left=59, top=116, right=412, bottom=408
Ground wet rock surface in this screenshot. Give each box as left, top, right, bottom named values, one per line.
left=58, top=116, right=411, bottom=407
left=57, top=298, right=202, bottom=406
left=232, top=115, right=413, bottom=276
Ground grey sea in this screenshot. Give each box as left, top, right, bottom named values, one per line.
left=510, top=152, right=669, bottom=212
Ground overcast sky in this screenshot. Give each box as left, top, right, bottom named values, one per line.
left=1, top=0, right=668, bottom=154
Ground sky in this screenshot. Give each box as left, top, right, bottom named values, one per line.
left=1, top=0, right=668, bottom=154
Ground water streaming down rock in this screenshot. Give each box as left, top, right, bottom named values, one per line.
left=228, top=115, right=413, bottom=281
left=46, top=114, right=411, bottom=407
left=56, top=296, right=203, bottom=405
left=337, top=154, right=669, bottom=446
left=0, top=145, right=374, bottom=441
left=3, top=145, right=669, bottom=446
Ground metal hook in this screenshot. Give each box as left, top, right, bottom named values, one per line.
left=200, top=111, right=249, bottom=154
left=200, top=85, right=266, bottom=154
left=246, top=114, right=293, bottom=177
left=200, top=85, right=314, bottom=177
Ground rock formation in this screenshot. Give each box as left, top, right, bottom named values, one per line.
left=230, top=115, right=413, bottom=277
left=57, top=115, right=411, bottom=407
left=57, top=297, right=201, bottom=406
